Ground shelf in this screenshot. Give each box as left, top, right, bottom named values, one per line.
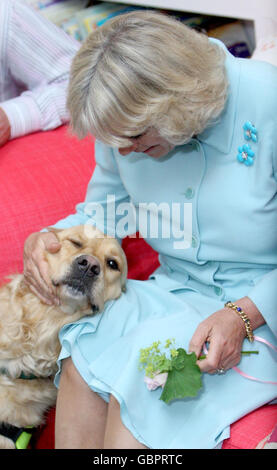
left=104, top=0, right=277, bottom=41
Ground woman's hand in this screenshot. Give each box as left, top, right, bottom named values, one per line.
left=23, top=231, right=61, bottom=305
left=0, top=108, right=11, bottom=147
left=189, top=308, right=245, bottom=373
left=189, top=297, right=265, bottom=374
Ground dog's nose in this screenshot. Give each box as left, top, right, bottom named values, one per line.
left=76, top=255, right=100, bottom=277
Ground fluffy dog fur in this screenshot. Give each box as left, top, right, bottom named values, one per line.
left=0, top=225, right=127, bottom=448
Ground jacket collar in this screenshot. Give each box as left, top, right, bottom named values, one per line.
left=197, top=39, right=241, bottom=155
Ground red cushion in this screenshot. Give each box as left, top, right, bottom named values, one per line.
left=222, top=404, right=277, bottom=449
left=35, top=404, right=277, bottom=450
left=34, top=407, right=56, bottom=450
left=0, top=126, right=94, bottom=282
left=0, top=126, right=159, bottom=283
left=123, top=235, right=160, bottom=280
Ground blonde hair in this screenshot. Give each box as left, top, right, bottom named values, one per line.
left=67, top=10, right=228, bottom=147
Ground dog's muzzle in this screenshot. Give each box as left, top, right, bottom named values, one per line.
left=75, top=254, right=100, bottom=278
left=62, top=254, right=101, bottom=295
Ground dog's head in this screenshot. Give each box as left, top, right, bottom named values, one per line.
left=44, top=225, right=127, bottom=315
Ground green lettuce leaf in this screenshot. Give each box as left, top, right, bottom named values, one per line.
left=160, top=348, right=202, bottom=404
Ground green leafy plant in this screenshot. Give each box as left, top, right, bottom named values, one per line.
left=160, top=348, right=202, bottom=403
left=139, top=339, right=258, bottom=404
left=139, top=339, right=202, bottom=404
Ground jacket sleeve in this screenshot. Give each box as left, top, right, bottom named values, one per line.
left=247, top=96, right=277, bottom=339
left=50, top=141, right=137, bottom=240
left=247, top=269, right=277, bottom=338
left=0, top=0, right=80, bottom=139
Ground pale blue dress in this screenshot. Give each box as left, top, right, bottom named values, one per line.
left=53, top=40, right=277, bottom=449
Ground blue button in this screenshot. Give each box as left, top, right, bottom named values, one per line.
left=185, top=187, right=194, bottom=199
left=191, top=236, right=198, bottom=248
left=214, top=286, right=222, bottom=296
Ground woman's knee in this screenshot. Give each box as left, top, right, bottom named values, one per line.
left=108, top=394, right=120, bottom=412
left=60, top=357, right=83, bottom=387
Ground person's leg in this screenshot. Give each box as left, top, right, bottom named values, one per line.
left=55, top=357, right=108, bottom=449
left=103, top=395, right=148, bottom=449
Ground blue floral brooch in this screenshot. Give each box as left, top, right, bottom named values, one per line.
left=237, top=144, right=255, bottom=166
left=243, top=121, right=258, bottom=143
left=237, top=121, right=258, bottom=166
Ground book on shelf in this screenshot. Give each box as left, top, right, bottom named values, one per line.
left=25, top=0, right=68, bottom=9
left=60, top=2, right=147, bottom=41
left=28, top=0, right=91, bottom=26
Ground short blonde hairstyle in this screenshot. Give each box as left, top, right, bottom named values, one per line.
left=67, top=10, right=228, bottom=147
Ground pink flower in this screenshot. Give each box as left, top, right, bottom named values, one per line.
left=144, top=372, right=168, bottom=391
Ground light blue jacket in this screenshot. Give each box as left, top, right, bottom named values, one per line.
left=54, top=41, right=277, bottom=340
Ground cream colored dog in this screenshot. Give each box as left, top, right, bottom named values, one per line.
left=0, top=225, right=127, bottom=448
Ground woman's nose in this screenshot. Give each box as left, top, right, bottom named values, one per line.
left=118, top=141, right=138, bottom=156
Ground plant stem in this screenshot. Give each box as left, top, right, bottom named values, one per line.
left=198, top=350, right=259, bottom=360
left=241, top=350, right=259, bottom=355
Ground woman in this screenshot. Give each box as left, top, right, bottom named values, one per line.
left=23, top=11, right=277, bottom=449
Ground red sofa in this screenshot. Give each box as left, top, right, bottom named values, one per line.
left=0, top=125, right=276, bottom=449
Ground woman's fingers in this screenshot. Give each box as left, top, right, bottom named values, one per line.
left=23, top=231, right=61, bottom=305
left=188, top=323, right=208, bottom=360
left=188, top=323, right=224, bottom=372
left=189, top=309, right=246, bottom=374
left=24, top=257, right=56, bottom=304
left=196, top=335, right=225, bottom=373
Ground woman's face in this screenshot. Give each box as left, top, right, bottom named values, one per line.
left=118, top=128, right=175, bottom=159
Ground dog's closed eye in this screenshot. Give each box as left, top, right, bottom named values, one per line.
left=106, top=259, right=120, bottom=271
left=68, top=238, right=83, bottom=248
